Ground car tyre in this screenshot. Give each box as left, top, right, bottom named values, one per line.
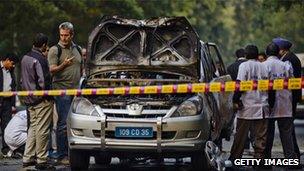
left=94, top=155, right=112, bottom=165
left=69, top=149, right=90, bottom=170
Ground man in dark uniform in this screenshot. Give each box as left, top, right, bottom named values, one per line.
left=0, top=53, right=17, bottom=156
left=273, top=37, right=302, bottom=158
left=227, top=48, right=247, bottom=81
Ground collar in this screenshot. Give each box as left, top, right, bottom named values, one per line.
left=267, top=55, right=279, bottom=60
left=1, top=61, right=9, bottom=72
left=237, top=57, right=246, bottom=61
left=32, top=47, right=43, bottom=55
left=58, top=41, right=75, bottom=49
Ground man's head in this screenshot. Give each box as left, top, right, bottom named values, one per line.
left=81, top=48, right=87, bottom=60
left=244, top=44, right=258, bottom=60
left=59, top=22, right=74, bottom=47
left=33, top=33, right=48, bottom=52
left=258, top=52, right=267, bottom=62
left=272, top=37, right=292, bottom=57
left=266, top=43, right=279, bottom=57
left=235, top=48, right=245, bottom=59
left=0, top=53, right=18, bottom=70
left=42, top=46, right=49, bottom=58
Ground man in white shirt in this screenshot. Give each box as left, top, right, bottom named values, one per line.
left=263, top=43, right=298, bottom=159
left=229, top=45, right=269, bottom=163
left=4, top=110, right=27, bottom=158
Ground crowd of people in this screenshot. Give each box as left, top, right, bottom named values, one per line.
left=227, top=38, right=302, bottom=169
left=0, top=21, right=302, bottom=170
left=0, top=22, right=84, bottom=170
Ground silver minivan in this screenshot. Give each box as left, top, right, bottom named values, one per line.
left=67, top=16, right=233, bottom=170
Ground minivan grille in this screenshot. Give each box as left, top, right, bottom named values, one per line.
left=101, top=107, right=173, bottom=118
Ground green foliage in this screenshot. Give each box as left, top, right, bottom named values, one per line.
left=0, top=0, right=303, bottom=65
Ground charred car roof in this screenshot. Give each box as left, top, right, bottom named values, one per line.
left=86, top=16, right=200, bottom=79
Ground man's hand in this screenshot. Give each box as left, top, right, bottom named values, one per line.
left=12, top=106, right=16, bottom=114
left=233, top=101, right=244, bottom=112
left=62, top=56, right=75, bottom=67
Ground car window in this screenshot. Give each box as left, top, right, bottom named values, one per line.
left=200, top=43, right=213, bottom=82
left=202, top=43, right=217, bottom=79
left=207, top=43, right=226, bottom=77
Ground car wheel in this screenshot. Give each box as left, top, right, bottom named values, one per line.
left=94, top=155, right=112, bottom=165
left=205, top=141, right=224, bottom=171
left=69, top=149, right=90, bottom=170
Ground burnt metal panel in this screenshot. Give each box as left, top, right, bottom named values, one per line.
left=86, top=16, right=200, bottom=78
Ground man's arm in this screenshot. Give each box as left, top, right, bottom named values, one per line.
left=35, top=61, right=45, bottom=89
left=48, top=46, right=73, bottom=74
left=232, top=63, right=246, bottom=110
left=49, top=57, right=73, bottom=74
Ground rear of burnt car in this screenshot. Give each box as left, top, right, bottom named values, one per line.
left=67, top=16, right=211, bottom=170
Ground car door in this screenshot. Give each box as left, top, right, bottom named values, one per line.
left=205, top=43, right=234, bottom=141
left=199, top=42, right=221, bottom=141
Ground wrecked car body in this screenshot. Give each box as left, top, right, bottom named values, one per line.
left=67, top=16, right=233, bottom=170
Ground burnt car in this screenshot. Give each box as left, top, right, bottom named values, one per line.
left=67, top=16, right=233, bottom=170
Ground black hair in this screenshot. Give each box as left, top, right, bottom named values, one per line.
left=0, top=53, right=18, bottom=63
left=33, top=33, right=48, bottom=48
left=235, top=48, right=245, bottom=58
left=258, top=52, right=267, bottom=59
left=245, top=44, right=258, bottom=59
left=265, top=43, right=279, bottom=56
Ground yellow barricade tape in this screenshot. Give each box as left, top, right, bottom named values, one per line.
left=177, top=84, right=188, bottom=93
left=225, top=81, right=236, bottom=92
left=209, top=82, right=221, bottom=92
left=240, top=81, right=253, bottom=91
left=0, top=78, right=303, bottom=96
left=288, top=78, right=301, bottom=90
left=192, top=83, right=205, bottom=93
left=161, top=85, right=173, bottom=93
left=273, top=79, right=284, bottom=90
left=258, top=80, right=269, bottom=91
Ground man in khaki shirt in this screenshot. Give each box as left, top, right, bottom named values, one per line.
left=47, top=22, right=82, bottom=164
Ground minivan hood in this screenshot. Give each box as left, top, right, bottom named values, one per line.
left=86, top=16, right=200, bottom=79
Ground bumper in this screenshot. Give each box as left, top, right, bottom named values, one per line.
left=67, top=112, right=210, bottom=154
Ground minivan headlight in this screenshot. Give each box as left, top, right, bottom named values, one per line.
left=171, top=96, right=203, bottom=117
left=72, top=97, right=100, bottom=116
left=172, top=101, right=197, bottom=117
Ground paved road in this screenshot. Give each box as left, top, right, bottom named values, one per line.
left=1, top=120, right=304, bottom=171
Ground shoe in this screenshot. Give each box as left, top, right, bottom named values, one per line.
left=48, top=151, right=60, bottom=159
left=35, top=163, right=56, bottom=170
left=23, top=161, right=37, bottom=167
left=57, top=156, right=69, bottom=165
left=1, top=148, right=11, bottom=157
left=11, top=151, right=23, bottom=159
left=224, top=159, right=233, bottom=168
left=3, top=150, right=13, bottom=158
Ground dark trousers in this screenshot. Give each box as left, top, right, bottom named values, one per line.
left=55, top=95, right=73, bottom=158
left=0, top=98, right=12, bottom=153
left=244, top=125, right=254, bottom=149
left=230, top=118, right=268, bottom=159
left=292, top=101, right=300, bottom=158
left=265, top=118, right=297, bottom=158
